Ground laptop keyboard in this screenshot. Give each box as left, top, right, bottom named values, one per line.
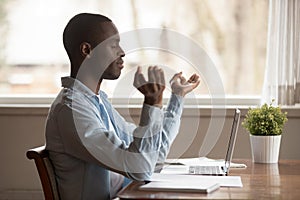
left=189, top=166, right=223, bottom=175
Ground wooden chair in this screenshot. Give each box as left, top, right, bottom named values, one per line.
left=26, top=146, right=60, bottom=200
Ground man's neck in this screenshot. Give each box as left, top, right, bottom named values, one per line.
left=77, top=76, right=102, bottom=95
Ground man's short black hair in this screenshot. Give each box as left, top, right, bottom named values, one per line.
left=63, top=13, right=112, bottom=63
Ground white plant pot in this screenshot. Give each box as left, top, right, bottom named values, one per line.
left=250, top=135, right=281, bottom=163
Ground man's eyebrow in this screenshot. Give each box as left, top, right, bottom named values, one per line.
left=108, top=37, right=119, bottom=42
left=107, top=36, right=120, bottom=43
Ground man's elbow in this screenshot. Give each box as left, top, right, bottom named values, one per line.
left=126, top=171, right=153, bottom=181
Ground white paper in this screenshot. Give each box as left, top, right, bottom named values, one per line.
left=150, top=173, right=243, bottom=187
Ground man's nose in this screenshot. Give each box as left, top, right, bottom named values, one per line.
left=118, top=46, right=125, bottom=57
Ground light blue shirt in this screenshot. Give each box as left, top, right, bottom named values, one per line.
left=45, top=76, right=184, bottom=200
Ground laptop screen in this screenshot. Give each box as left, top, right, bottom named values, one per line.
left=224, top=109, right=241, bottom=171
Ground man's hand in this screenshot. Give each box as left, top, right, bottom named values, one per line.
left=170, top=72, right=200, bottom=97
left=133, top=66, right=165, bottom=107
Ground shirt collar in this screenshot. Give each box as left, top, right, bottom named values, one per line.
left=99, top=90, right=108, bottom=99
left=61, top=76, right=108, bottom=99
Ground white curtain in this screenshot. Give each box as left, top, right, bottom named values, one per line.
left=262, top=0, right=300, bottom=106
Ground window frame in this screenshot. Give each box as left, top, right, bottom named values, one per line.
left=0, top=95, right=261, bottom=107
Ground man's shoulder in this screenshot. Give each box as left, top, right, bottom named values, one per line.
left=56, top=87, right=91, bottom=103
left=49, top=89, right=90, bottom=114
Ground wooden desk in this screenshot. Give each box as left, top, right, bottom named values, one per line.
left=118, top=159, right=300, bottom=199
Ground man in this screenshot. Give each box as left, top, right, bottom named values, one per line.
left=45, top=13, right=200, bottom=200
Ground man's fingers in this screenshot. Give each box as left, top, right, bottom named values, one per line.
left=148, top=66, right=155, bottom=83
left=133, top=66, right=147, bottom=88
left=188, top=74, right=195, bottom=82
left=169, top=71, right=182, bottom=85
left=191, top=78, right=200, bottom=89
left=156, top=67, right=165, bottom=87
left=136, top=66, right=142, bottom=74
left=180, top=76, right=187, bottom=85
left=188, top=74, right=200, bottom=83
left=187, top=74, right=200, bottom=88
left=148, top=66, right=165, bottom=88
left=170, top=71, right=201, bottom=97
left=134, top=66, right=165, bottom=106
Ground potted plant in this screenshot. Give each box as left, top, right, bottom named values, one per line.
left=242, top=100, right=288, bottom=163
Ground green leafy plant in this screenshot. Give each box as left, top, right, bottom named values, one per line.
left=242, top=101, right=288, bottom=136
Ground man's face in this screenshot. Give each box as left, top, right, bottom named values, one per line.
left=91, top=22, right=125, bottom=81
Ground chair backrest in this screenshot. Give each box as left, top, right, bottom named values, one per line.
left=26, top=146, right=60, bottom=200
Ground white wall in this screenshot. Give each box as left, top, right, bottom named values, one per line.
left=0, top=106, right=299, bottom=196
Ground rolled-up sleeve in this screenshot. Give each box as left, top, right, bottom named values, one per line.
left=156, top=94, right=184, bottom=166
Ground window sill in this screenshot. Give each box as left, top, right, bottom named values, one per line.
left=0, top=96, right=299, bottom=118
left=0, top=94, right=261, bottom=106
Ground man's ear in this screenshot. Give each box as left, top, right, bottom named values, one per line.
left=80, top=42, right=92, bottom=58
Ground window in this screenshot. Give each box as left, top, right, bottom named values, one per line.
left=0, top=0, right=268, bottom=100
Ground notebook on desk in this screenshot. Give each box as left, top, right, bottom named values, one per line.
left=188, top=108, right=241, bottom=175
left=139, top=181, right=220, bottom=193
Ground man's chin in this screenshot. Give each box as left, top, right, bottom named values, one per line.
left=102, top=73, right=121, bottom=80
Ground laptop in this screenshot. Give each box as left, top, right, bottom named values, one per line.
left=188, top=108, right=241, bottom=176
